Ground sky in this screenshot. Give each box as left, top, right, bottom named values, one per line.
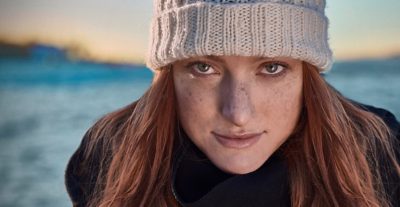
left=0, top=0, right=399, bottom=64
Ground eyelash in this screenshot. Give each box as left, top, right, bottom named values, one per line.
left=184, top=60, right=290, bottom=77
left=258, top=61, right=289, bottom=78
left=185, top=61, right=218, bottom=76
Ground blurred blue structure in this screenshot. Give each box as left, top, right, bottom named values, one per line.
left=29, top=44, right=68, bottom=62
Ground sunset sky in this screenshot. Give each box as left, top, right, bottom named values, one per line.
left=0, top=0, right=399, bottom=64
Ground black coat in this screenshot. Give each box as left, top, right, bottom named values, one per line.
left=65, top=104, right=400, bottom=207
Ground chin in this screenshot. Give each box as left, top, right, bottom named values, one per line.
left=217, top=160, right=263, bottom=175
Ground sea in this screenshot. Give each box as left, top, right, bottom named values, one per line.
left=0, top=58, right=399, bottom=207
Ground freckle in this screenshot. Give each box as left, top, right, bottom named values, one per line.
left=188, top=91, right=192, bottom=96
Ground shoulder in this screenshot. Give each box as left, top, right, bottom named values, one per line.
left=64, top=118, right=126, bottom=206
left=353, top=102, right=400, bottom=206
left=64, top=103, right=135, bottom=206
left=354, top=102, right=400, bottom=159
left=64, top=128, right=106, bottom=207
left=350, top=101, right=400, bottom=166
left=352, top=101, right=400, bottom=136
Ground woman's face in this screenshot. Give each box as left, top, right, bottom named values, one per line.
left=172, top=55, right=303, bottom=174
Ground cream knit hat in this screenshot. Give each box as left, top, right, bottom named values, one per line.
left=146, top=0, right=333, bottom=72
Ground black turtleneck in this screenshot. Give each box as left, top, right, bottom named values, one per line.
left=172, top=137, right=291, bottom=207
left=65, top=103, right=399, bottom=207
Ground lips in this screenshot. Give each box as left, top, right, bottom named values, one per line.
left=212, top=131, right=263, bottom=149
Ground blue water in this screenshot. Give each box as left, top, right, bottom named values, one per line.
left=0, top=58, right=399, bottom=207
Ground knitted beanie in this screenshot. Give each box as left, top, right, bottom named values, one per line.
left=145, top=0, right=333, bottom=72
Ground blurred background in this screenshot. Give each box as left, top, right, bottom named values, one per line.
left=0, top=0, right=399, bottom=206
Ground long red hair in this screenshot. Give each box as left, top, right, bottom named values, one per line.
left=80, top=63, right=399, bottom=207
left=284, top=62, right=399, bottom=206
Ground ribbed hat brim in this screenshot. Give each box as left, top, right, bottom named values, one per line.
left=146, top=2, right=333, bottom=72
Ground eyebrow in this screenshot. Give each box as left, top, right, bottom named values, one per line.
left=204, top=55, right=227, bottom=64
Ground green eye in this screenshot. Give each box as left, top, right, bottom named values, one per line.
left=189, top=62, right=217, bottom=75
left=262, top=63, right=286, bottom=75
left=194, top=63, right=212, bottom=73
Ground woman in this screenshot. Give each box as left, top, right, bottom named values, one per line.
left=65, top=0, right=400, bottom=206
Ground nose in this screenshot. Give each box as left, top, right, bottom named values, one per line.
left=220, top=79, right=254, bottom=127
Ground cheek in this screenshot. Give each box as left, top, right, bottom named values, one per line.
left=173, top=77, right=214, bottom=133
left=278, top=84, right=302, bottom=113
left=259, top=75, right=303, bottom=132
